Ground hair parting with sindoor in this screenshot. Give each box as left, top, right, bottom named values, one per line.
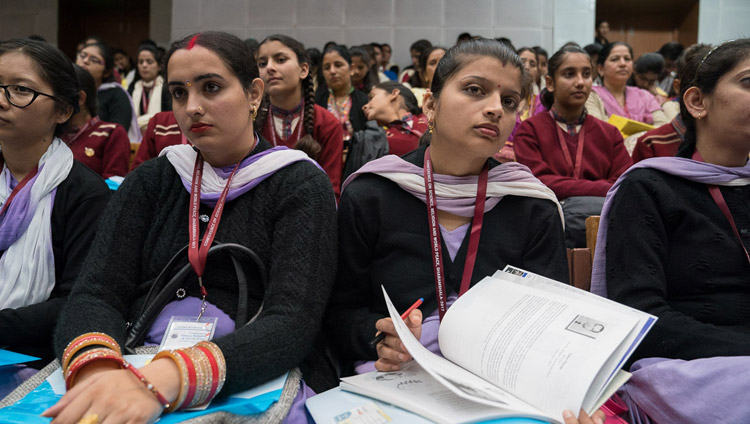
left=255, top=34, right=321, bottom=159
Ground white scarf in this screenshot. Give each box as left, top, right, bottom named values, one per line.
left=0, top=139, right=74, bottom=309
left=160, top=144, right=318, bottom=196
left=132, top=76, right=164, bottom=130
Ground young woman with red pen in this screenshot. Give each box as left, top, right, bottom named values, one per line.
left=327, top=38, right=604, bottom=424
left=44, top=31, right=337, bottom=423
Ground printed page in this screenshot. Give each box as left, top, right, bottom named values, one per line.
left=341, top=361, right=544, bottom=424
left=382, top=287, right=555, bottom=422
left=496, top=266, right=656, bottom=409
left=437, top=276, right=638, bottom=417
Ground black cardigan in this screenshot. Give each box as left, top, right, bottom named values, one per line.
left=315, top=88, right=369, bottom=134
left=325, top=146, right=569, bottom=365
left=0, top=162, right=110, bottom=366
left=54, top=139, right=339, bottom=393
left=605, top=168, right=750, bottom=363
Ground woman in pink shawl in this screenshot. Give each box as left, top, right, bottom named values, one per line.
left=585, top=42, right=668, bottom=127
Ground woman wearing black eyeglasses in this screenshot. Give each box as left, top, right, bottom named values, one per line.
left=0, top=39, right=109, bottom=381
left=77, top=42, right=141, bottom=142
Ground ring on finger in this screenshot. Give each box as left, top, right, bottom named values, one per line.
left=78, top=414, right=100, bottom=424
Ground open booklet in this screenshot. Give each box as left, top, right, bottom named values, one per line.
left=340, top=266, right=657, bottom=424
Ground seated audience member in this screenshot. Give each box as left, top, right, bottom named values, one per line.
left=632, top=44, right=711, bottom=163
left=398, top=39, right=432, bottom=87
left=316, top=45, right=368, bottom=140
left=0, top=39, right=110, bottom=373
left=514, top=46, right=631, bottom=247
left=64, top=65, right=130, bottom=179
left=594, top=20, right=610, bottom=45
left=128, top=44, right=170, bottom=132
left=410, top=46, right=446, bottom=106
left=585, top=42, right=668, bottom=127
left=590, top=39, right=750, bottom=424
left=131, top=111, right=183, bottom=170
left=657, top=41, right=684, bottom=96
left=583, top=43, right=603, bottom=84
left=517, top=47, right=541, bottom=121
left=326, top=38, right=604, bottom=424
left=378, top=43, right=398, bottom=77
left=534, top=46, right=549, bottom=90
left=366, top=43, right=390, bottom=83
left=43, top=31, right=336, bottom=423
left=76, top=41, right=141, bottom=143
left=349, top=46, right=379, bottom=93
left=628, top=52, right=668, bottom=104
left=256, top=34, right=344, bottom=198
left=362, top=81, right=427, bottom=156
left=112, top=47, right=135, bottom=87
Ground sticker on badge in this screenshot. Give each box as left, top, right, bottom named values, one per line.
left=333, top=402, right=391, bottom=424
left=158, top=316, right=218, bottom=352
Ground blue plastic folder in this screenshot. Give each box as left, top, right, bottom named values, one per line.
left=0, top=354, right=287, bottom=423
left=0, top=349, right=40, bottom=367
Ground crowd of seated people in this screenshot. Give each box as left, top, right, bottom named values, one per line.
left=1, top=26, right=747, bottom=424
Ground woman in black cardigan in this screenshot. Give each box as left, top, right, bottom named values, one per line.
left=45, top=31, right=336, bottom=423
left=316, top=45, right=368, bottom=142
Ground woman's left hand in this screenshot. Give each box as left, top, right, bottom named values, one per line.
left=563, top=408, right=606, bottom=424
left=42, top=367, right=164, bottom=424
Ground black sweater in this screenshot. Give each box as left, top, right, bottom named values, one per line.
left=98, top=86, right=133, bottom=132
left=605, top=168, right=750, bottom=362
left=315, top=88, right=369, bottom=134
left=326, top=146, right=569, bottom=364
left=54, top=139, right=338, bottom=394
left=0, top=162, right=110, bottom=365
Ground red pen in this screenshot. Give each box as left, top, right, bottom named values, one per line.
left=370, top=298, right=424, bottom=347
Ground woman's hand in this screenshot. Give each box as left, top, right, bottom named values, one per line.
left=373, top=309, right=422, bottom=371
left=563, top=408, right=606, bottom=424
left=43, top=358, right=180, bottom=424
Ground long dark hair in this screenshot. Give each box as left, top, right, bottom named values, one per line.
left=373, top=81, right=422, bottom=116
left=74, top=64, right=98, bottom=117
left=0, top=38, right=79, bottom=137
left=418, top=46, right=446, bottom=89
left=539, top=46, right=590, bottom=109
left=255, top=34, right=321, bottom=160
left=349, top=46, right=378, bottom=93
left=128, top=44, right=164, bottom=91
left=677, top=39, right=750, bottom=157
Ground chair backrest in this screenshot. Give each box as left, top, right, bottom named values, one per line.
left=129, top=142, right=139, bottom=169
left=585, top=215, right=601, bottom=263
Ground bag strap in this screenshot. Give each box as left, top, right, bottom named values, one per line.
left=125, top=243, right=266, bottom=352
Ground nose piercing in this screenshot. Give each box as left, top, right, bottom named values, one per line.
left=197, top=106, right=204, bottom=114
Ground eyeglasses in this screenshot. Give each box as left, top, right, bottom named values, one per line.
left=0, top=84, right=57, bottom=108
left=78, top=51, right=104, bottom=66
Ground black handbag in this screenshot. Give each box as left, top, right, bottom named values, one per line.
left=125, top=242, right=266, bottom=352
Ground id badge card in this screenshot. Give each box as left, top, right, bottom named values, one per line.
left=157, top=316, right=218, bottom=352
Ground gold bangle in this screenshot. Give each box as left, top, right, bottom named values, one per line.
left=195, top=341, right=226, bottom=396
left=153, top=350, right=189, bottom=413
left=63, top=333, right=121, bottom=373
left=184, top=347, right=211, bottom=408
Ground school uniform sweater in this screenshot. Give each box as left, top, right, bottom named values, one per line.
left=64, top=119, right=130, bottom=178
left=326, top=145, right=569, bottom=364
left=605, top=168, right=750, bottom=362
left=131, top=111, right=183, bottom=171
left=631, top=117, right=685, bottom=163
left=514, top=112, right=632, bottom=200
left=261, top=104, right=344, bottom=198
left=54, top=139, right=339, bottom=394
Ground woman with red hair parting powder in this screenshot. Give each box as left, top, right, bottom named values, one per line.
left=44, top=31, right=337, bottom=424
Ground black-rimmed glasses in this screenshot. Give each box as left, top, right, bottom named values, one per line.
left=0, top=84, right=57, bottom=108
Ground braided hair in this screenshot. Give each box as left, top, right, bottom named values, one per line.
left=255, top=34, right=321, bottom=160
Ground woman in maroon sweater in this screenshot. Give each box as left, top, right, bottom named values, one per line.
left=63, top=65, right=130, bottom=179
left=514, top=46, right=631, bottom=247
left=256, top=34, right=344, bottom=198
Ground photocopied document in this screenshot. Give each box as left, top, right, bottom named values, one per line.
left=340, top=267, right=656, bottom=424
